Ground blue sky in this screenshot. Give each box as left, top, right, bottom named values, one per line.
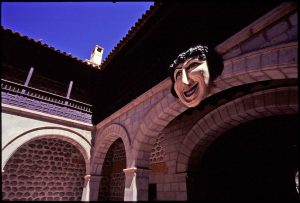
left=1, top=2, right=153, bottom=61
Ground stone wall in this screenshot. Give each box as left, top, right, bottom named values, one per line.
left=2, top=138, right=86, bottom=201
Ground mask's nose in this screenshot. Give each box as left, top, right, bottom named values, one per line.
left=182, top=69, right=190, bottom=85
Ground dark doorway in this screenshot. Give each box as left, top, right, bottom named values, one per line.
left=149, top=183, right=157, bottom=201
left=187, top=114, right=299, bottom=200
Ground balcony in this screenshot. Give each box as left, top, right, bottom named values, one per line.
left=1, top=79, right=92, bottom=123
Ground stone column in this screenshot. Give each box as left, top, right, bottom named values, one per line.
left=81, top=175, right=91, bottom=201
left=123, top=167, right=150, bottom=201
left=89, top=175, right=103, bottom=201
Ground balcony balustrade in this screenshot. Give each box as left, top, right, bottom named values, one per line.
left=1, top=79, right=92, bottom=123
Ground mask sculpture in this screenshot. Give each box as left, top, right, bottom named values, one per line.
left=169, top=45, right=210, bottom=108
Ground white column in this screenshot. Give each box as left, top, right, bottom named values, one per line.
left=24, top=67, right=34, bottom=87
left=81, top=175, right=91, bottom=201
left=22, top=67, right=34, bottom=94
left=66, top=81, right=73, bottom=99
left=123, top=167, right=150, bottom=201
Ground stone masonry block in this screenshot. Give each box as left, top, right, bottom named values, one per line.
left=266, top=21, right=288, bottom=40
left=223, top=46, right=242, bottom=60
left=169, top=152, right=178, bottom=160
left=179, top=182, right=186, bottom=191
left=234, top=99, right=245, bottom=117
left=188, top=130, right=200, bottom=144
left=264, top=69, right=286, bottom=80
left=243, top=95, right=255, bottom=112
left=182, top=139, right=194, bottom=154
left=168, top=166, right=176, bottom=174
left=197, top=119, right=209, bottom=134
left=287, top=26, right=298, bottom=41
left=165, top=144, right=181, bottom=153
left=157, top=183, right=164, bottom=192
left=224, top=77, right=241, bottom=87
left=176, top=173, right=187, bottom=182
left=252, top=92, right=265, bottom=109
left=163, top=183, right=171, bottom=192
left=163, top=105, right=180, bottom=118
left=176, top=163, right=186, bottom=173
left=171, top=183, right=179, bottom=191
left=232, top=58, right=246, bottom=73
left=265, top=105, right=283, bottom=116
left=177, top=153, right=189, bottom=164
left=153, top=117, right=169, bottom=127
left=191, top=126, right=204, bottom=139
left=276, top=88, right=289, bottom=106
left=160, top=95, right=169, bottom=111
left=279, top=47, right=297, bottom=64
left=164, top=174, right=176, bottom=183
left=289, top=88, right=298, bottom=105
left=272, top=33, right=289, bottom=45
left=215, top=79, right=231, bottom=90
left=241, top=33, right=266, bottom=53
left=211, top=110, right=226, bottom=129
left=179, top=144, right=191, bottom=157
left=261, top=50, right=278, bottom=67
left=222, top=61, right=233, bottom=75
left=289, top=12, right=297, bottom=26
left=159, top=112, right=172, bottom=121
left=162, top=191, right=176, bottom=200
left=218, top=106, right=231, bottom=124
left=176, top=192, right=187, bottom=200
left=282, top=68, right=297, bottom=78
left=229, top=101, right=246, bottom=121
left=264, top=90, right=276, bottom=107
left=234, top=73, right=253, bottom=84
left=204, top=114, right=217, bottom=130
left=246, top=54, right=261, bottom=70
left=248, top=70, right=269, bottom=81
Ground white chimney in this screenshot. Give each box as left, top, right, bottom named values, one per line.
left=86, top=45, right=104, bottom=66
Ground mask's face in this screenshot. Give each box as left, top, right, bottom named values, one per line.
left=173, top=57, right=209, bottom=108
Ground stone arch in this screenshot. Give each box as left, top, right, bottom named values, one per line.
left=2, top=127, right=91, bottom=174
left=91, top=123, right=131, bottom=175
left=176, top=86, right=298, bottom=173
left=210, top=42, right=297, bottom=95
left=132, top=42, right=297, bottom=168
left=131, top=93, right=187, bottom=167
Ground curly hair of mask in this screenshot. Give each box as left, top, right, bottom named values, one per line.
left=168, top=45, right=209, bottom=98
left=168, top=45, right=208, bottom=75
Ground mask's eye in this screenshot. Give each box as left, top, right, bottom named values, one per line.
left=186, top=62, right=201, bottom=72
left=175, top=71, right=182, bottom=80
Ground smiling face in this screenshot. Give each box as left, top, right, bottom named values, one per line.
left=173, top=57, right=209, bottom=107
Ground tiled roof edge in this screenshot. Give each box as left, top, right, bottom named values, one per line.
left=1, top=25, right=100, bottom=69
left=99, top=2, right=163, bottom=69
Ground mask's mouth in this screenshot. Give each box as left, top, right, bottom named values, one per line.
left=184, top=83, right=198, bottom=97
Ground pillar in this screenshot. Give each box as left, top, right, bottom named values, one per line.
left=81, top=175, right=91, bottom=201
left=123, top=167, right=150, bottom=201
left=89, top=175, right=103, bottom=201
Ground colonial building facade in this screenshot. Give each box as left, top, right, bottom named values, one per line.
left=1, top=2, right=298, bottom=201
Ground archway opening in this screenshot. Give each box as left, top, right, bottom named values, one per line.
left=2, top=138, right=86, bottom=201
left=187, top=114, right=299, bottom=200
left=98, top=138, right=126, bottom=201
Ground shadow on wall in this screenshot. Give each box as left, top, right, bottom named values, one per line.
left=187, top=114, right=299, bottom=200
